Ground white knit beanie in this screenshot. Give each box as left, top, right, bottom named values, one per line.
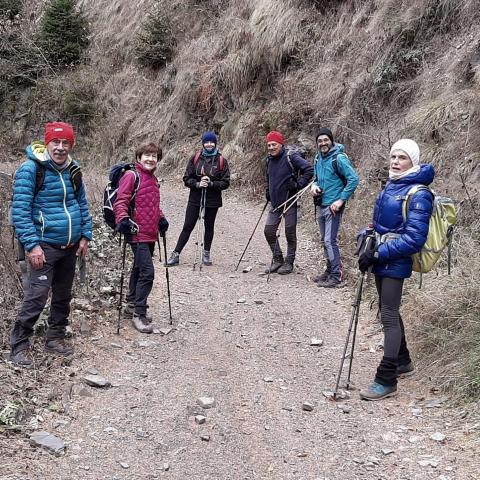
left=390, top=139, right=420, bottom=166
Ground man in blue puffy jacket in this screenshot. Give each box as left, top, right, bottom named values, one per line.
left=9, top=122, right=92, bottom=367
left=310, top=128, right=359, bottom=287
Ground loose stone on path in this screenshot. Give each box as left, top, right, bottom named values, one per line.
left=29, top=431, right=65, bottom=455
left=197, top=397, right=216, bottom=409
left=83, top=373, right=110, bottom=388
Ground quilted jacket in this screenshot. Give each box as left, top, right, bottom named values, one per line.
left=372, top=164, right=435, bottom=278
left=114, top=162, right=165, bottom=243
left=12, top=143, right=93, bottom=252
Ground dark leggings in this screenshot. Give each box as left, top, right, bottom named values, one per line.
left=374, top=276, right=412, bottom=387
left=174, top=203, right=219, bottom=253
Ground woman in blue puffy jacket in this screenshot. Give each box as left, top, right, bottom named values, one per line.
left=358, top=139, right=434, bottom=401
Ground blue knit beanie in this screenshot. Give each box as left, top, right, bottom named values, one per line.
left=202, top=131, right=217, bottom=145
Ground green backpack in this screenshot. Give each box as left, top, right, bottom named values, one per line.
left=402, top=185, right=457, bottom=274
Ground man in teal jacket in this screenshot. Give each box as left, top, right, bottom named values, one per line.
left=310, top=128, right=359, bottom=287
left=10, top=122, right=92, bottom=367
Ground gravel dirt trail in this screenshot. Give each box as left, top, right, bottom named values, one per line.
left=1, top=183, right=479, bottom=480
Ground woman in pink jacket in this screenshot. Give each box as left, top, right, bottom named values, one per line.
left=114, top=142, right=169, bottom=333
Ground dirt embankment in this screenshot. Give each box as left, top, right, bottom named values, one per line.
left=1, top=183, right=478, bottom=480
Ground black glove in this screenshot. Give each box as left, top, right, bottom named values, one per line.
left=287, top=178, right=298, bottom=192
left=159, top=217, right=169, bottom=237
left=116, top=218, right=139, bottom=235
left=358, top=249, right=378, bottom=273
left=265, top=189, right=270, bottom=202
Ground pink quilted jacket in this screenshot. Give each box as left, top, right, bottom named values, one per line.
left=114, top=162, right=165, bottom=243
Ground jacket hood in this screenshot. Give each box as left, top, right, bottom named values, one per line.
left=26, top=142, right=73, bottom=170
left=390, top=163, right=435, bottom=187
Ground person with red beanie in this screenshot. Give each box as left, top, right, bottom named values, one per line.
left=264, top=131, right=313, bottom=275
left=9, top=122, right=92, bottom=367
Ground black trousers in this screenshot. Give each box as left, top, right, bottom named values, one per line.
left=174, top=203, right=219, bottom=253
left=374, top=276, right=412, bottom=387
left=10, top=243, right=78, bottom=352
left=126, top=242, right=155, bottom=316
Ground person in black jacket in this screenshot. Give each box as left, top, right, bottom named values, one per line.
left=264, top=131, right=314, bottom=275
left=167, top=131, right=230, bottom=266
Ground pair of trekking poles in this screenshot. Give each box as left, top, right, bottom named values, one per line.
left=332, top=225, right=376, bottom=399
left=193, top=187, right=207, bottom=272
left=234, top=180, right=314, bottom=278
left=116, top=233, right=173, bottom=335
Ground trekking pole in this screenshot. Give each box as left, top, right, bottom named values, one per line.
left=234, top=200, right=269, bottom=271
left=332, top=226, right=375, bottom=399
left=161, top=234, right=173, bottom=324
left=193, top=188, right=206, bottom=271
left=272, top=180, right=314, bottom=213
left=156, top=236, right=162, bottom=263
left=266, top=204, right=287, bottom=284
left=116, top=235, right=128, bottom=335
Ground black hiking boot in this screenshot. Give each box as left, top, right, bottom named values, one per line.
left=45, top=339, right=74, bottom=356
left=202, top=250, right=212, bottom=266
left=265, top=257, right=284, bottom=274
left=10, top=347, right=33, bottom=368
left=277, top=262, right=294, bottom=275
left=317, top=276, right=342, bottom=288
left=131, top=314, right=154, bottom=334
left=166, top=251, right=180, bottom=267
left=396, top=362, right=415, bottom=378
left=313, top=271, right=330, bottom=283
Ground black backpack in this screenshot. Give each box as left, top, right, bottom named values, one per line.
left=103, top=163, right=140, bottom=230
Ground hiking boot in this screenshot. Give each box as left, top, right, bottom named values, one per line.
left=277, top=262, right=294, bottom=275
left=265, top=257, right=284, bottom=274
left=202, top=250, right=212, bottom=266
left=45, top=339, right=74, bottom=356
left=10, top=347, right=33, bottom=368
left=166, top=251, right=180, bottom=267
left=396, top=362, right=415, bottom=378
left=317, top=276, right=342, bottom=288
left=124, top=304, right=152, bottom=323
left=313, top=271, right=330, bottom=283
left=131, top=314, right=154, bottom=334
left=359, top=382, right=397, bottom=401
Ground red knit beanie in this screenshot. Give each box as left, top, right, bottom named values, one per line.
left=266, top=131, right=285, bottom=145
left=45, top=122, right=75, bottom=146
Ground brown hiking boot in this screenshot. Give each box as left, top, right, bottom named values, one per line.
left=10, top=347, right=33, bottom=368
left=45, top=339, right=74, bottom=356
left=131, top=314, right=154, bottom=334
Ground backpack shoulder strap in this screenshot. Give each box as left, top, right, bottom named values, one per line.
left=33, top=161, right=45, bottom=196
left=218, top=155, right=225, bottom=171
left=332, top=154, right=348, bottom=186
left=402, top=185, right=433, bottom=221
left=193, top=151, right=202, bottom=166
left=285, top=150, right=296, bottom=177
left=67, top=161, right=83, bottom=195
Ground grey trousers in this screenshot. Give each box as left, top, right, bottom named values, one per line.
left=317, top=206, right=343, bottom=281
left=264, top=206, right=298, bottom=264
left=10, top=243, right=78, bottom=352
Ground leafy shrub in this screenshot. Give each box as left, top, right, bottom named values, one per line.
left=62, top=84, right=97, bottom=126
left=135, top=8, right=175, bottom=69
left=37, top=0, right=89, bottom=67
left=373, top=47, right=426, bottom=92
left=0, top=0, right=20, bottom=19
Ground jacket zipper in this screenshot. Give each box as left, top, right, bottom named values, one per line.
left=58, top=170, right=72, bottom=244
left=39, top=211, right=45, bottom=239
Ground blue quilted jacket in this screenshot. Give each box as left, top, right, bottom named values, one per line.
left=372, top=164, right=435, bottom=278
left=12, top=143, right=93, bottom=252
